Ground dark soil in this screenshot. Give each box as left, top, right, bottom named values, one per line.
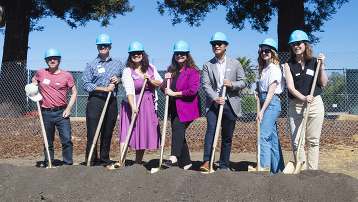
left=0, top=163, right=357, bottom=201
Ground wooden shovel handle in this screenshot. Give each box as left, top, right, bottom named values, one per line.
left=120, top=79, right=148, bottom=166
left=295, top=60, right=322, bottom=165
left=37, top=101, right=52, bottom=168
left=158, top=78, right=171, bottom=170
left=87, top=91, right=112, bottom=167
left=209, top=86, right=227, bottom=172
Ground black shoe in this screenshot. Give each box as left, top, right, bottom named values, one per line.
left=163, top=160, right=178, bottom=167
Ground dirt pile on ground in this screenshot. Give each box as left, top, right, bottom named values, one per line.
left=0, top=163, right=357, bottom=201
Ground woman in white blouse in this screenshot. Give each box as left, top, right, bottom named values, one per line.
left=254, top=38, right=285, bottom=174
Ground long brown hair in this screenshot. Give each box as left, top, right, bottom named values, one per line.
left=126, top=52, right=150, bottom=73
left=257, top=47, right=281, bottom=79
left=289, top=41, right=313, bottom=62
left=169, top=52, right=200, bottom=77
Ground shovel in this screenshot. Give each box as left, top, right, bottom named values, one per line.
left=248, top=93, right=270, bottom=172
left=37, top=101, right=53, bottom=168
left=87, top=91, right=112, bottom=167
left=283, top=60, right=322, bottom=174
left=151, top=78, right=170, bottom=173
left=119, top=79, right=148, bottom=167
left=207, top=86, right=227, bottom=173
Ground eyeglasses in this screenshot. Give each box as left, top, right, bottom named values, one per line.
left=261, top=49, right=271, bottom=54
left=174, top=52, right=187, bottom=56
left=45, top=57, right=60, bottom=61
left=210, top=41, right=225, bottom=47
left=130, top=51, right=143, bottom=56
left=291, top=41, right=303, bottom=47
left=97, top=44, right=110, bottom=48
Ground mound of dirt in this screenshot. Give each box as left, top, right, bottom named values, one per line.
left=0, top=163, right=357, bottom=201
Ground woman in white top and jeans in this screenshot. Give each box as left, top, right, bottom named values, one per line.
left=254, top=38, right=285, bottom=174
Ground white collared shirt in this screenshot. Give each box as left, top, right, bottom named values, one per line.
left=216, top=56, right=227, bottom=97
left=258, top=63, right=284, bottom=94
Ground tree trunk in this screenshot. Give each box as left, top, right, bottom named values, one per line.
left=0, top=0, right=31, bottom=115
left=277, top=0, right=305, bottom=53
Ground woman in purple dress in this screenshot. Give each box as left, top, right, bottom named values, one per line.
left=118, top=41, right=163, bottom=164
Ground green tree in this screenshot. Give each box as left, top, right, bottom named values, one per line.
left=237, top=56, right=256, bottom=94
left=322, top=71, right=346, bottom=111
left=157, top=0, right=348, bottom=52
left=0, top=0, right=133, bottom=113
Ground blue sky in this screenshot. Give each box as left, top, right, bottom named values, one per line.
left=0, top=0, right=357, bottom=71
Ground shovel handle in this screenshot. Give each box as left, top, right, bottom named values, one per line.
left=158, top=78, right=171, bottom=170
left=294, top=60, right=322, bottom=172
left=87, top=91, right=112, bottom=167
left=209, top=86, right=226, bottom=173
left=256, top=94, right=262, bottom=171
left=120, top=79, right=148, bottom=166
left=37, top=101, right=52, bottom=168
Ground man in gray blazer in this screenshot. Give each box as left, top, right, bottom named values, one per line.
left=200, top=32, right=247, bottom=172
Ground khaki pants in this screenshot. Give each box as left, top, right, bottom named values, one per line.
left=288, top=95, right=324, bottom=170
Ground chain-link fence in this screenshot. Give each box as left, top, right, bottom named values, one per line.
left=0, top=52, right=357, bottom=139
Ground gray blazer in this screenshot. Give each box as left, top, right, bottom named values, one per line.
left=201, top=56, right=247, bottom=117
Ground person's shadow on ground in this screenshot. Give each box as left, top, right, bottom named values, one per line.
left=143, top=159, right=257, bottom=172
left=35, top=159, right=66, bottom=168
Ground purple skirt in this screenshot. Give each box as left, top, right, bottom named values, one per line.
left=119, top=91, right=161, bottom=150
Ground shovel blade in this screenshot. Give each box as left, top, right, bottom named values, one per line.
left=283, top=161, right=305, bottom=174
left=293, top=161, right=304, bottom=174
left=283, top=161, right=295, bottom=174
left=248, top=165, right=270, bottom=172
left=150, top=165, right=168, bottom=174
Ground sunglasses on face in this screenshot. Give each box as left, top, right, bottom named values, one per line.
left=97, top=44, right=110, bottom=48
left=130, top=51, right=143, bottom=56
left=210, top=41, right=225, bottom=47
left=46, top=57, right=60, bottom=61
left=291, top=41, right=303, bottom=47
left=261, top=49, right=271, bottom=54
left=174, top=52, right=187, bottom=56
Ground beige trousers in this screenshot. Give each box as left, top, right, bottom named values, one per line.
left=288, top=95, right=324, bottom=170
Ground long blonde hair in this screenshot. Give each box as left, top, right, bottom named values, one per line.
left=257, top=47, right=281, bottom=79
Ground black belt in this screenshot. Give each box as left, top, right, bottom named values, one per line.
left=41, top=105, right=67, bottom=112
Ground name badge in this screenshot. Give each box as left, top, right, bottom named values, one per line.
left=132, top=75, right=141, bottom=80
left=98, top=68, right=105, bottom=73
left=306, top=69, right=314, bottom=76
left=56, top=83, right=60, bottom=85
left=43, top=79, right=50, bottom=84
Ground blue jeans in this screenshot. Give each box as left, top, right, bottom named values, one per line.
left=259, top=93, right=284, bottom=173
left=42, top=109, right=73, bottom=165
left=203, top=102, right=236, bottom=169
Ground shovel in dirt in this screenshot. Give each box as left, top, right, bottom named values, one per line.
left=205, top=86, right=227, bottom=173
left=25, top=83, right=53, bottom=168
left=87, top=91, right=112, bottom=167
left=283, top=60, right=322, bottom=174
left=37, top=101, right=53, bottom=168
left=151, top=78, right=170, bottom=173
left=248, top=92, right=269, bottom=172
left=118, top=79, right=148, bottom=167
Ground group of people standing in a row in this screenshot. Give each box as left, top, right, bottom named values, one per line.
left=26, top=30, right=327, bottom=173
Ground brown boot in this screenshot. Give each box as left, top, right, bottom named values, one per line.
left=200, top=162, right=210, bottom=172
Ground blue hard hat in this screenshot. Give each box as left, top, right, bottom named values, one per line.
left=288, top=30, right=309, bottom=44
left=259, top=38, right=278, bottom=52
left=44, top=48, right=61, bottom=59
left=96, top=33, right=112, bottom=45
left=210, top=32, right=229, bottom=44
left=128, top=41, right=144, bottom=53
left=173, top=40, right=190, bottom=52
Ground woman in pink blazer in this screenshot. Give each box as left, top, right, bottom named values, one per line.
left=160, top=41, right=201, bottom=170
